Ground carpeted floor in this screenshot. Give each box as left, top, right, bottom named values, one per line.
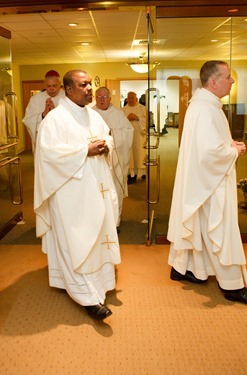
left=0, top=243, right=247, bottom=375
left=1, top=135, right=247, bottom=374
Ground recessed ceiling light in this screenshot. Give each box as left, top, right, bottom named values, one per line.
left=211, top=39, right=218, bottom=43
left=81, top=42, right=90, bottom=46
left=68, top=23, right=78, bottom=27
left=133, top=39, right=161, bottom=46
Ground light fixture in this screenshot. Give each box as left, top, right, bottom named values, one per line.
left=126, top=53, right=159, bottom=73
left=126, top=62, right=159, bottom=74
left=1, top=67, right=12, bottom=76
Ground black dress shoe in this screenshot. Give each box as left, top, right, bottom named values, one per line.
left=128, top=175, right=137, bottom=184
left=170, top=267, right=207, bottom=284
left=224, top=287, right=247, bottom=304
left=127, top=177, right=134, bottom=185
left=84, top=304, right=112, bottom=320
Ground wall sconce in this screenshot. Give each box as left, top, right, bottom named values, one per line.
left=126, top=62, right=160, bottom=74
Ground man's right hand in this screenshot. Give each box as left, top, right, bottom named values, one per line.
left=232, top=140, right=246, bottom=157
left=42, top=98, right=55, bottom=118
left=88, top=139, right=109, bottom=156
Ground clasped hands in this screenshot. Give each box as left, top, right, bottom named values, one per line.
left=88, top=139, right=109, bottom=156
left=232, top=140, right=246, bottom=157
left=127, top=113, right=139, bottom=122
left=42, top=98, right=55, bottom=118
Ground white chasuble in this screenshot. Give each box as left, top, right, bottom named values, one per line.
left=168, top=88, right=246, bottom=271
left=34, top=97, right=120, bottom=275
left=93, top=104, right=133, bottom=198
left=122, top=103, right=146, bottom=174
left=23, top=89, right=65, bottom=151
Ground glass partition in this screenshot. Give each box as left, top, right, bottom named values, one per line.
left=146, top=14, right=247, bottom=243
left=0, top=27, right=23, bottom=239
left=231, top=17, right=247, bottom=236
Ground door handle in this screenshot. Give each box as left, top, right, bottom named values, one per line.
left=0, top=156, right=23, bottom=205
left=143, top=155, right=160, bottom=204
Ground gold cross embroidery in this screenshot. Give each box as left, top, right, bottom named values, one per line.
left=87, top=130, right=98, bottom=142
left=100, top=183, right=109, bottom=199
left=102, top=235, right=115, bottom=250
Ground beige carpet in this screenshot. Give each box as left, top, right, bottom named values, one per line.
left=0, top=244, right=246, bottom=375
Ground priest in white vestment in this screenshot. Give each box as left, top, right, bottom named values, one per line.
left=34, top=70, right=121, bottom=320
left=168, top=60, right=247, bottom=305
left=23, top=70, right=65, bottom=152
left=122, top=91, right=146, bottom=183
left=93, top=87, right=133, bottom=229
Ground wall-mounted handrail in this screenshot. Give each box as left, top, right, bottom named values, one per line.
left=0, top=141, right=18, bottom=152
left=0, top=155, right=18, bottom=168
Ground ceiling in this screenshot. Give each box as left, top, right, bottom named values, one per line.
left=0, top=5, right=247, bottom=66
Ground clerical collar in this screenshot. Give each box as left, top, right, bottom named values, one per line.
left=65, top=97, right=87, bottom=113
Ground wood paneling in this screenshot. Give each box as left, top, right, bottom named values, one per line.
left=0, top=27, right=11, bottom=39
left=1, top=1, right=247, bottom=15
left=157, top=4, right=247, bottom=18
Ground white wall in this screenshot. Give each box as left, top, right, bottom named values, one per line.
left=120, top=79, right=180, bottom=130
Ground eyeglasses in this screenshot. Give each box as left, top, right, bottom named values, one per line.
left=96, top=96, right=109, bottom=99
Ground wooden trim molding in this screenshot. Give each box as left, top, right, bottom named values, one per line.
left=1, top=1, right=247, bottom=15
left=0, top=26, right=11, bottom=39
left=157, top=4, right=247, bottom=18
left=0, top=211, right=23, bottom=240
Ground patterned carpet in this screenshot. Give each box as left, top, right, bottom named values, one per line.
left=0, top=243, right=246, bottom=375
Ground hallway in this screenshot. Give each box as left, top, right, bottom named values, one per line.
left=0, top=128, right=179, bottom=246
left=0, top=132, right=247, bottom=375
left=1, top=242, right=247, bottom=375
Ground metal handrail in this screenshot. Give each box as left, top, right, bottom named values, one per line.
left=0, top=156, right=23, bottom=204
left=144, top=87, right=160, bottom=150
left=0, top=141, right=18, bottom=152
left=144, top=155, right=160, bottom=204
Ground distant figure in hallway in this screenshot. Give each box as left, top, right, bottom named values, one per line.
left=93, top=87, right=133, bottom=230
left=34, top=70, right=121, bottom=320
left=122, top=91, right=146, bottom=184
left=168, top=60, right=247, bottom=305
left=23, top=70, right=65, bottom=152
left=139, top=93, right=146, bottom=106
